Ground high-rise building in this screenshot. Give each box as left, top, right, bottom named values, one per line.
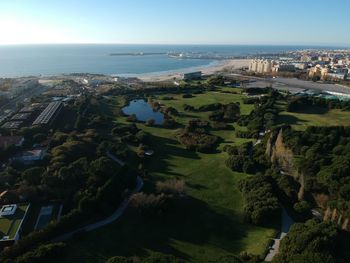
left=248, top=59, right=273, bottom=73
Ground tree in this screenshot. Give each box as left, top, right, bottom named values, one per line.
left=107, top=256, right=134, bottom=263
left=273, top=220, right=339, bottom=263
left=145, top=119, right=155, bottom=126
left=22, top=167, right=45, bottom=185
left=15, top=242, right=66, bottom=263
left=142, top=252, right=183, bottom=263
left=293, top=201, right=311, bottom=219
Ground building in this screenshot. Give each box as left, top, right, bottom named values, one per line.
left=183, top=71, right=202, bottom=80
left=0, top=203, right=30, bottom=246
left=249, top=59, right=273, bottom=73
left=10, top=113, right=32, bottom=121
left=32, top=102, right=63, bottom=126
left=300, top=55, right=312, bottom=62
left=308, top=65, right=329, bottom=80
left=293, top=62, right=308, bottom=70
left=326, top=72, right=347, bottom=80
left=0, top=204, right=18, bottom=216
left=1, top=121, right=23, bottom=129
left=273, top=63, right=295, bottom=72
left=0, top=136, right=24, bottom=149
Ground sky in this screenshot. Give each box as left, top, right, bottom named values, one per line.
left=0, top=0, right=349, bottom=46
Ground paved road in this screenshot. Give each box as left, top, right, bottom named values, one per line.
left=228, top=73, right=350, bottom=95
left=52, top=176, right=143, bottom=242
left=247, top=77, right=350, bottom=95
left=265, top=208, right=294, bottom=262
left=106, top=151, right=126, bottom=167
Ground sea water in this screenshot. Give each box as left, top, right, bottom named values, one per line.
left=0, top=44, right=340, bottom=77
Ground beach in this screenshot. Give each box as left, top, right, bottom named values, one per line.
left=137, top=59, right=250, bottom=82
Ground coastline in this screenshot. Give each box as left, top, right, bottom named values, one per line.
left=124, top=59, right=250, bottom=82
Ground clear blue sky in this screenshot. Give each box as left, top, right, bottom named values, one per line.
left=0, top=0, right=349, bottom=46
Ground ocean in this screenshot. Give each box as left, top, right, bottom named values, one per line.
left=0, top=44, right=341, bottom=78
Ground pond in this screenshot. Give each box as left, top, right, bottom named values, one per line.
left=122, top=99, right=164, bottom=124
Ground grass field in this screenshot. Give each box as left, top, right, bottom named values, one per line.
left=0, top=204, right=29, bottom=239
left=276, top=101, right=350, bottom=131
left=61, top=90, right=278, bottom=262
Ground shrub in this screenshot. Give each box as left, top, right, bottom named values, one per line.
left=273, top=220, right=341, bottom=263
left=126, top=114, right=137, bottom=122
left=106, top=256, right=134, bottom=263
left=156, top=179, right=185, bottom=197
left=145, top=119, right=155, bottom=126
left=238, top=175, right=280, bottom=225
left=162, top=117, right=178, bottom=128
left=130, top=193, right=171, bottom=216
left=212, top=122, right=229, bottom=130
left=293, top=201, right=311, bottom=219
left=183, top=104, right=195, bottom=111
left=15, top=243, right=66, bottom=263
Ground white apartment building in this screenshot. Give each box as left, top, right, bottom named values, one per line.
left=249, top=59, right=273, bottom=73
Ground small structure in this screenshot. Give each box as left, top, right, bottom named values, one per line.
left=183, top=71, right=202, bottom=81
left=144, top=149, right=154, bottom=156
left=0, top=204, right=17, bottom=217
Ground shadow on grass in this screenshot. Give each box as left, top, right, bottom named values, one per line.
left=64, top=196, right=252, bottom=263
left=289, top=105, right=329, bottom=115
left=180, top=113, right=199, bottom=119
left=144, top=133, right=200, bottom=181
left=277, top=114, right=307, bottom=126
left=186, top=182, right=208, bottom=190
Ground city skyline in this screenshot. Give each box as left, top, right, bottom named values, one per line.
left=0, top=0, right=350, bottom=46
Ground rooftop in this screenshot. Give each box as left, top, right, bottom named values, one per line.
left=32, top=102, right=63, bottom=126
left=1, top=121, right=23, bottom=129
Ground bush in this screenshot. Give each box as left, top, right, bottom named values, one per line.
left=15, top=243, right=66, bottom=263
left=106, top=256, right=134, bottom=263
left=156, top=179, right=185, bottom=197
left=238, top=175, right=280, bottom=225
left=126, top=114, right=137, bottom=122
left=145, top=119, right=155, bottom=126
left=130, top=193, right=171, bottom=216
left=198, top=103, right=222, bottom=112
left=143, top=253, right=183, bottom=263
left=293, top=201, right=311, bottom=219
left=161, top=96, right=174, bottom=100
left=178, top=132, right=218, bottom=152
left=183, top=104, right=195, bottom=112
left=212, top=122, right=230, bottom=130
left=273, top=220, right=341, bottom=263
left=162, top=117, right=178, bottom=128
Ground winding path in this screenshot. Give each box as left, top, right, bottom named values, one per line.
left=265, top=207, right=294, bottom=261
left=52, top=176, right=143, bottom=242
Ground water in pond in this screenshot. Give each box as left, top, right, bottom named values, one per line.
left=122, top=99, right=164, bottom=124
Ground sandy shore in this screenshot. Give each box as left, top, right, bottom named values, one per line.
left=137, top=59, right=250, bottom=82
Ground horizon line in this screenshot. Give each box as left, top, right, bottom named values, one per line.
left=0, top=42, right=349, bottom=48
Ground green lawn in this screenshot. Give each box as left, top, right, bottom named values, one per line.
left=277, top=102, right=350, bottom=131
left=0, top=204, right=28, bottom=239
left=61, top=90, right=277, bottom=262
left=156, top=91, right=253, bottom=116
